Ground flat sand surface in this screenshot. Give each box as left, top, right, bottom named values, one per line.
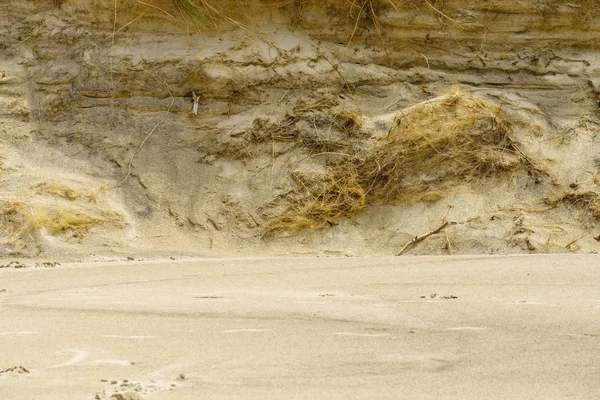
left=1, top=255, right=600, bottom=399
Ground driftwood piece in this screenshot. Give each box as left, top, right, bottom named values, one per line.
left=396, top=221, right=449, bottom=256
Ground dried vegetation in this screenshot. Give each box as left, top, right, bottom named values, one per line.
left=139, top=0, right=421, bottom=33
left=266, top=88, right=541, bottom=234
left=30, top=181, right=80, bottom=201
left=545, top=191, right=600, bottom=222
left=0, top=200, right=123, bottom=247
left=197, top=92, right=364, bottom=162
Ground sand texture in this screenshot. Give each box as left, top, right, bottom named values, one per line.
left=0, top=1, right=600, bottom=260
left=1, top=255, right=600, bottom=399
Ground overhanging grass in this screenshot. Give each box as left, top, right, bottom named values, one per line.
left=266, top=87, right=542, bottom=234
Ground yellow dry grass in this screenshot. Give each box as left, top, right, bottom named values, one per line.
left=0, top=200, right=122, bottom=246
left=361, top=87, right=524, bottom=202
left=30, top=180, right=80, bottom=201
left=547, top=191, right=600, bottom=221
left=147, top=0, right=434, bottom=33
left=267, top=169, right=365, bottom=233
left=266, top=87, right=539, bottom=234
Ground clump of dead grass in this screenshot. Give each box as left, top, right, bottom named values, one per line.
left=361, top=87, right=525, bottom=202
left=333, top=111, right=363, bottom=135
left=545, top=191, right=600, bottom=221
left=293, top=93, right=340, bottom=114
left=266, top=166, right=365, bottom=233
left=266, top=87, right=539, bottom=234
left=169, top=0, right=401, bottom=28
left=197, top=92, right=364, bottom=162
left=0, top=200, right=122, bottom=246
left=30, top=181, right=80, bottom=201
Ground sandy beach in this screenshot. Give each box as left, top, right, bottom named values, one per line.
left=1, top=1, right=600, bottom=398
left=1, top=255, right=600, bottom=399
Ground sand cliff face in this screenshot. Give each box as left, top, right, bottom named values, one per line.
left=0, top=0, right=599, bottom=259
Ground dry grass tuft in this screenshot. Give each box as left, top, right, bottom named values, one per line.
left=266, top=87, right=540, bottom=234
left=546, top=191, right=600, bottom=221
left=197, top=92, right=363, bottom=163
left=334, top=111, right=363, bottom=135
left=361, top=87, right=525, bottom=202
left=266, top=166, right=365, bottom=235
left=301, top=167, right=366, bottom=221
left=30, top=181, right=80, bottom=201
left=293, top=93, right=340, bottom=114
left=0, top=200, right=122, bottom=246
left=33, top=208, right=104, bottom=236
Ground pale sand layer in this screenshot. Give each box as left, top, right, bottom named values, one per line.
left=1, top=255, right=599, bottom=399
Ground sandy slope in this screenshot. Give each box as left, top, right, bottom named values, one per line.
left=1, top=255, right=599, bottom=399
left=0, top=1, right=599, bottom=260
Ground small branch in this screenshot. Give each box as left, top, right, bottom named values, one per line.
left=397, top=221, right=449, bottom=256
left=423, top=0, right=465, bottom=29
left=564, top=232, right=590, bottom=250
left=136, top=1, right=176, bottom=19
left=114, top=70, right=174, bottom=188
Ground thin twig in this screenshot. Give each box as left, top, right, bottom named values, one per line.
left=320, top=54, right=354, bottom=95
left=423, top=0, right=465, bottom=28
left=114, top=71, right=175, bottom=188
left=114, top=10, right=148, bottom=35
left=136, top=0, right=175, bottom=19
left=397, top=221, right=449, bottom=256
left=277, top=76, right=301, bottom=105
left=565, top=232, right=590, bottom=249
left=17, top=18, right=47, bottom=44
